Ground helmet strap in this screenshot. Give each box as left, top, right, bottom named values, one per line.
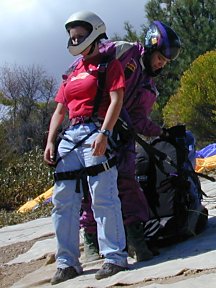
left=87, top=41, right=96, bottom=56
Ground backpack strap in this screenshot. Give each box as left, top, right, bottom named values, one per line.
left=196, top=171, right=215, bottom=182
left=116, top=117, right=171, bottom=175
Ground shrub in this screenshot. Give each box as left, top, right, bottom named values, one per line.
left=0, top=202, right=53, bottom=228
left=163, top=50, right=216, bottom=143
left=0, top=147, right=53, bottom=211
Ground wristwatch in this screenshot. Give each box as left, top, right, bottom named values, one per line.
left=99, top=129, right=111, bottom=137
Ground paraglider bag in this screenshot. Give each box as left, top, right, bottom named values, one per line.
left=135, top=125, right=208, bottom=244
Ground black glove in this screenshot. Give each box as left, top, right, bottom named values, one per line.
left=166, top=125, right=186, bottom=138
left=160, top=127, right=170, bottom=138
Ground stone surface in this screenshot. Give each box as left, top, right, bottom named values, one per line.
left=1, top=177, right=215, bottom=288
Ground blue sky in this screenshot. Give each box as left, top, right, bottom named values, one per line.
left=0, top=0, right=149, bottom=82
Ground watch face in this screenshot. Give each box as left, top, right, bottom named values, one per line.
left=102, top=129, right=110, bottom=136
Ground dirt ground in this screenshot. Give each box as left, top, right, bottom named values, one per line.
left=1, top=236, right=216, bottom=288
left=0, top=236, right=52, bottom=288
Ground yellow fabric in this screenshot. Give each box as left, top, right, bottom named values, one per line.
left=18, top=187, right=53, bottom=213
left=195, top=155, right=216, bottom=173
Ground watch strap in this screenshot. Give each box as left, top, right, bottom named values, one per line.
left=99, top=129, right=110, bottom=137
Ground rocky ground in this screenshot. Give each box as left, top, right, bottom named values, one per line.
left=0, top=236, right=52, bottom=288
left=1, top=238, right=216, bottom=288
left=0, top=172, right=215, bottom=288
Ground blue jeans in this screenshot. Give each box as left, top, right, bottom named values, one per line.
left=52, top=123, right=128, bottom=273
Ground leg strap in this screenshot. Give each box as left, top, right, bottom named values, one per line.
left=54, top=156, right=117, bottom=182
left=54, top=157, right=117, bottom=202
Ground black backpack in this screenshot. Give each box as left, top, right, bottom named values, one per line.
left=135, top=125, right=212, bottom=245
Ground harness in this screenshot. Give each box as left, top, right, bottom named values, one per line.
left=54, top=56, right=116, bottom=201
left=55, top=157, right=116, bottom=181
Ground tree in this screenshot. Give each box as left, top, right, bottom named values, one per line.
left=163, top=50, right=216, bottom=143
left=112, top=22, right=142, bottom=42
left=0, top=64, right=57, bottom=164
left=145, top=0, right=216, bottom=108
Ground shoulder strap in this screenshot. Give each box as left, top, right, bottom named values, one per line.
left=92, top=56, right=110, bottom=117
left=114, top=41, right=135, bottom=59
left=62, top=56, right=110, bottom=118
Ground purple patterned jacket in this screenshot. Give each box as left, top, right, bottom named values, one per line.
left=80, top=40, right=163, bottom=228
left=99, top=40, right=162, bottom=136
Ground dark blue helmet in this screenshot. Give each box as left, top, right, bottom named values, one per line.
left=144, top=21, right=181, bottom=60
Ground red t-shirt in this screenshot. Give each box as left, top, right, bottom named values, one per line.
left=55, top=55, right=125, bottom=119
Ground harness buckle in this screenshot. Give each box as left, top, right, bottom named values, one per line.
left=102, top=160, right=110, bottom=171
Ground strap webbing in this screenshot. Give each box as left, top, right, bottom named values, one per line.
left=55, top=128, right=97, bottom=167
left=116, top=118, right=170, bottom=176
left=92, top=57, right=109, bottom=117
left=54, top=157, right=117, bottom=181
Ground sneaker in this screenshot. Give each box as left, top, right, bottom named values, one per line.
left=95, top=263, right=127, bottom=280
left=51, top=267, right=78, bottom=285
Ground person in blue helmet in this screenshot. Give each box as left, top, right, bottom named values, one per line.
left=79, top=20, right=181, bottom=262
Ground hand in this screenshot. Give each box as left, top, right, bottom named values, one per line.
left=91, top=133, right=108, bottom=156
left=160, top=128, right=169, bottom=138
left=44, top=143, right=56, bottom=165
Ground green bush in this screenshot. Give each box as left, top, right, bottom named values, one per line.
left=0, top=147, right=53, bottom=211
left=163, top=50, right=216, bottom=143
left=0, top=202, right=53, bottom=228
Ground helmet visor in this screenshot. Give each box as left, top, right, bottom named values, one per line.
left=160, top=46, right=180, bottom=60
left=67, top=34, right=89, bottom=48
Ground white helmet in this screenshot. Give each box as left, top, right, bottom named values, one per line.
left=65, top=11, right=107, bottom=56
